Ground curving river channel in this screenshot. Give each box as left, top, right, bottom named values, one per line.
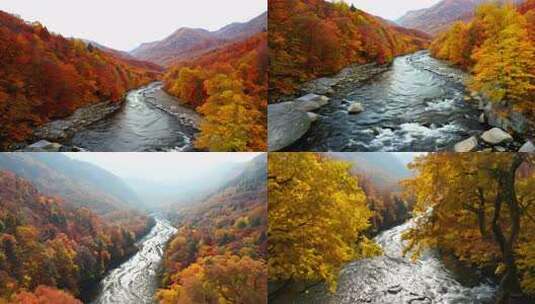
left=91, top=218, right=177, bottom=304
left=293, top=220, right=496, bottom=304
left=71, top=82, right=200, bottom=152
left=287, top=51, right=487, bottom=152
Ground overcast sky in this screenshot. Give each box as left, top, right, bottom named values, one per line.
left=0, top=0, right=266, bottom=51
left=341, top=0, right=440, bottom=20
left=65, top=152, right=262, bottom=183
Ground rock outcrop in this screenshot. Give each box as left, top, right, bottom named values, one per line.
left=33, top=100, right=122, bottom=142
left=268, top=102, right=312, bottom=151
left=295, top=94, right=330, bottom=112
left=454, top=136, right=478, bottom=152
left=481, top=128, right=513, bottom=145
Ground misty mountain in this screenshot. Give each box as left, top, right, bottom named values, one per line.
left=124, top=159, right=252, bottom=208
left=216, top=153, right=267, bottom=193
left=328, top=152, right=412, bottom=189
left=130, top=12, right=267, bottom=66
left=396, top=0, right=523, bottom=35
left=0, top=153, right=143, bottom=214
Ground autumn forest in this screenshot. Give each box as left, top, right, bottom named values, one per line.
left=1, top=0, right=535, bottom=304
left=0, top=153, right=267, bottom=304
left=0, top=3, right=267, bottom=152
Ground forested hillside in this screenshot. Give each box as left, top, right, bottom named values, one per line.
left=268, top=0, right=431, bottom=97
left=0, top=11, right=161, bottom=147
left=157, top=155, right=267, bottom=304
left=0, top=153, right=143, bottom=214
left=402, top=153, right=535, bottom=303
left=327, top=153, right=412, bottom=233
left=163, top=33, right=268, bottom=151
left=430, top=2, right=535, bottom=117
left=396, top=0, right=524, bottom=36
left=0, top=171, right=154, bottom=303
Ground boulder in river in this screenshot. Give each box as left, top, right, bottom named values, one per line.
left=24, top=140, right=62, bottom=152
left=307, top=112, right=319, bottom=122
left=479, top=113, right=486, bottom=124
left=268, top=102, right=312, bottom=151
left=454, top=136, right=478, bottom=152
left=519, top=141, right=535, bottom=152
left=348, top=102, right=364, bottom=114
left=481, top=128, right=513, bottom=145
left=295, top=94, right=330, bottom=112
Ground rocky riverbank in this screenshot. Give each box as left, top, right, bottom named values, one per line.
left=268, top=62, right=390, bottom=151
left=453, top=93, right=534, bottom=152
left=141, top=82, right=202, bottom=129
left=269, top=51, right=535, bottom=152
left=13, top=100, right=124, bottom=151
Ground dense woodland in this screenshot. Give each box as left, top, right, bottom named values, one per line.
left=0, top=171, right=154, bottom=303
left=0, top=11, right=162, bottom=148
left=156, top=158, right=267, bottom=304
left=430, top=1, right=535, bottom=117
left=163, top=33, right=268, bottom=151
left=268, top=0, right=431, bottom=98
left=402, top=153, right=535, bottom=304
left=357, top=174, right=411, bottom=234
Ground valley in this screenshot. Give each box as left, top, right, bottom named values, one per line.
left=0, top=5, right=267, bottom=152
left=268, top=153, right=535, bottom=304
left=0, top=153, right=267, bottom=304
left=91, top=218, right=177, bottom=304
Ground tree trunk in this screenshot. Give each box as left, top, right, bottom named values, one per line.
left=493, top=155, right=524, bottom=304
left=477, top=187, right=488, bottom=239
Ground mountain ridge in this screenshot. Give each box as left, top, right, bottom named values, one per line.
left=130, top=12, right=267, bottom=66
left=0, top=153, right=144, bottom=214
left=397, top=0, right=524, bottom=35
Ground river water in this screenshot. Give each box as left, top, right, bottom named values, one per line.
left=71, top=82, right=200, bottom=152
left=287, top=51, right=487, bottom=152
left=293, top=221, right=496, bottom=304
left=91, top=218, right=177, bottom=304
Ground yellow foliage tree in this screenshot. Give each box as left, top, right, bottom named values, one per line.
left=470, top=6, right=535, bottom=103
left=402, top=153, right=535, bottom=303
left=268, top=153, right=381, bottom=292
left=195, top=74, right=265, bottom=151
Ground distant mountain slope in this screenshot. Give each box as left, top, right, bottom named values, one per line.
left=130, top=12, right=267, bottom=66
left=397, top=0, right=523, bottom=35
left=83, top=39, right=164, bottom=72
left=0, top=153, right=143, bottom=214
left=328, top=152, right=411, bottom=189
left=217, top=153, right=267, bottom=193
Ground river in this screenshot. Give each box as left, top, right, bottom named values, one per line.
left=91, top=218, right=177, bottom=304
left=291, top=220, right=496, bottom=304
left=287, top=51, right=487, bottom=152
left=70, top=82, right=200, bottom=152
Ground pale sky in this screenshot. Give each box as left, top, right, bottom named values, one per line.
left=0, top=0, right=267, bottom=51
left=340, top=0, right=441, bottom=20
left=65, top=152, right=262, bottom=183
